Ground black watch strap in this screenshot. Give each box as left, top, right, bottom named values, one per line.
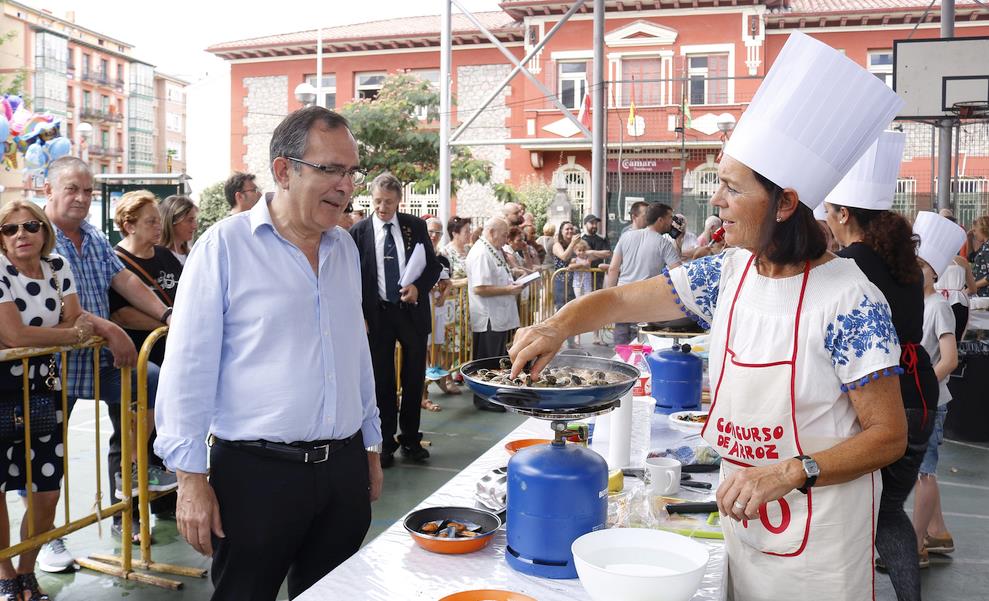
left=796, top=454, right=818, bottom=494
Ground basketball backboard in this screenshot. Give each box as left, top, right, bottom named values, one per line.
left=893, top=36, right=989, bottom=120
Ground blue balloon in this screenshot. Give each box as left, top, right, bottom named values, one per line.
left=0, top=116, right=8, bottom=143
left=6, top=95, right=22, bottom=113
left=46, top=136, right=70, bottom=160
left=24, top=142, right=46, bottom=169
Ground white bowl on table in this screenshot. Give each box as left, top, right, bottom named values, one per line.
left=572, top=528, right=709, bottom=601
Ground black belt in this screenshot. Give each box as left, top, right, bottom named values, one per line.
left=212, top=432, right=360, bottom=464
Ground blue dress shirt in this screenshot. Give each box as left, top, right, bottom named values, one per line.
left=154, top=200, right=382, bottom=473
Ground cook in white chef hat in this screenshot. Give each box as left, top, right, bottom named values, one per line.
left=723, top=31, right=904, bottom=210
left=822, top=131, right=906, bottom=211
left=913, top=211, right=967, bottom=277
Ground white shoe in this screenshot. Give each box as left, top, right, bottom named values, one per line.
left=37, top=537, right=76, bottom=573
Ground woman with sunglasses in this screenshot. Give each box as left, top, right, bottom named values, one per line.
left=0, top=201, right=93, bottom=601
left=159, top=195, right=198, bottom=265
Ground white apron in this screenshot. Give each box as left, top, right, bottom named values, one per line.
left=701, top=255, right=879, bottom=601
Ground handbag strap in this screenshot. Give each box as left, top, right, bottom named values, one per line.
left=115, top=249, right=173, bottom=306
left=41, top=258, right=61, bottom=392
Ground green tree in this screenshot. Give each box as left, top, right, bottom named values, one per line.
left=340, top=73, right=491, bottom=193
left=196, top=181, right=229, bottom=237
left=516, top=176, right=556, bottom=233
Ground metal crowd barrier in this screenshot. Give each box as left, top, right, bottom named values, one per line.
left=549, top=266, right=611, bottom=344
left=82, top=326, right=206, bottom=587
left=0, top=333, right=205, bottom=590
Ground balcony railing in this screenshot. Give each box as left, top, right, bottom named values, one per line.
left=87, top=146, right=123, bottom=157
left=79, top=108, right=123, bottom=123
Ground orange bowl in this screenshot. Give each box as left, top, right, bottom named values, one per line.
left=504, top=438, right=552, bottom=455
left=439, top=591, right=537, bottom=601
left=403, top=506, right=501, bottom=555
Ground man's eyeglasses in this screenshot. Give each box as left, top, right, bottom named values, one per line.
left=240, top=187, right=260, bottom=195
left=0, top=221, right=44, bottom=237
left=285, top=157, right=367, bottom=185
left=428, top=230, right=443, bottom=236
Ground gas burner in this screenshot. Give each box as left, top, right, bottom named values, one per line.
left=494, top=398, right=620, bottom=421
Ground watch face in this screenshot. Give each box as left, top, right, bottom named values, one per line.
left=803, top=457, right=820, bottom=477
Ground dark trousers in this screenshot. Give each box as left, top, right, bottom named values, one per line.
left=209, top=433, right=370, bottom=601
left=471, top=326, right=512, bottom=405
left=876, top=407, right=933, bottom=601
left=368, top=303, right=428, bottom=451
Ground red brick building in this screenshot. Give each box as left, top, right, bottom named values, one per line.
left=208, top=0, right=989, bottom=240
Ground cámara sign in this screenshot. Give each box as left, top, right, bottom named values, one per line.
left=607, top=158, right=676, bottom=172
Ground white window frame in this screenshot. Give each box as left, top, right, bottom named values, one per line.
left=166, top=112, right=182, bottom=133
left=557, top=61, right=588, bottom=111
left=409, top=69, right=440, bottom=120
left=355, top=72, right=386, bottom=101
left=868, top=50, right=893, bottom=88
left=679, top=44, right=735, bottom=106
left=305, top=74, right=337, bottom=108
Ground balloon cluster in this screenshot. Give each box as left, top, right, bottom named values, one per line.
left=0, top=95, right=72, bottom=175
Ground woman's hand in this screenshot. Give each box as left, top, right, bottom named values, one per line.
left=508, top=321, right=566, bottom=378
left=74, top=314, right=94, bottom=341
left=716, top=459, right=804, bottom=521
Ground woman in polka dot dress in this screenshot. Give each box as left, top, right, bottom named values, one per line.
left=0, top=201, right=93, bottom=601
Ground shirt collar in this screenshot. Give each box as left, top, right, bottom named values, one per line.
left=372, top=213, right=399, bottom=230
left=249, top=197, right=274, bottom=234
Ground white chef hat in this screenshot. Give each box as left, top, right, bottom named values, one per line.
left=823, top=131, right=906, bottom=211
left=914, top=211, right=966, bottom=277
left=723, top=31, right=904, bottom=209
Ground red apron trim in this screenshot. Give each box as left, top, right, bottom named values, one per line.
left=871, top=471, right=877, bottom=601
left=763, top=488, right=813, bottom=557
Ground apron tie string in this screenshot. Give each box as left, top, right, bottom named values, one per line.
left=900, top=342, right=928, bottom=428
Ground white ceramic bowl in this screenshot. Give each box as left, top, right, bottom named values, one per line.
left=572, top=528, right=709, bottom=601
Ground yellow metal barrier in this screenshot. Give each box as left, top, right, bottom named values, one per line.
left=548, top=267, right=612, bottom=344
left=0, top=340, right=133, bottom=566
left=83, top=326, right=207, bottom=586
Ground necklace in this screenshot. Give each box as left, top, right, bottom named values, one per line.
left=479, top=237, right=512, bottom=276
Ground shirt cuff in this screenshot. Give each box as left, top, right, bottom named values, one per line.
left=153, top=435, right=208, bottom=474
left=360, top=419, right=383, bottom=448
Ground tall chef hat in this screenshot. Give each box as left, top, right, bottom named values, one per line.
left=823, top=131, right=906, bottom=211
left=913, top=211, right=967, bottom=277
left=723, top=31, right=904, bottom=209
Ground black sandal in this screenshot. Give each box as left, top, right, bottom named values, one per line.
left=17, top=573, right=50, bottom=601
left=0, top=577, right=19, bottom=601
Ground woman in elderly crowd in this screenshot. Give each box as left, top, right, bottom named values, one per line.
left=0, top=201, right=92, bottom=601
left=159, top=195, right=198, bottom=265
left=110, top=190, right=183, bottom=366
left=510, top=32, right=906, bottom=601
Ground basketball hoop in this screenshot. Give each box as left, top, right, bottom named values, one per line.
left=949, top=101, right=989, bottom=120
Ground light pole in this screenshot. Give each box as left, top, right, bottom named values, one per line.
left=294, top=82, right=317, bottom=107
left=78, top=121, right=93, bottom=164
left=716, top=113, right=736, bottom=143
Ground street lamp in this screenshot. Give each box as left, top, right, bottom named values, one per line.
left=77, top=121, right=93, bottom=164
left=294, top=82, right=317, bottom=107
left=716, top=113, right=736, bottom=136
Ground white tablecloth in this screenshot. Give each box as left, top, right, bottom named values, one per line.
left=297, top=406, right=726, bottom=601
left=968, top=309, right=989, bottom=332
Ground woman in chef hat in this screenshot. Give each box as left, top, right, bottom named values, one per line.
left=821, top=131, right=934, bottom=599
left=509, top=31, right=906, bottom=601
left=911, top=212, right=966, bottom=571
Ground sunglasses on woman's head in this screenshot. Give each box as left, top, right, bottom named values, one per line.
left=0, top=221, right=43, bottom=236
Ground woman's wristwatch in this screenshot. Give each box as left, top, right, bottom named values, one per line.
left=795, top=455, right=820, bottom=494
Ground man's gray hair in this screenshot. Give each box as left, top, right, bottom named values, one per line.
left=47, top=156, right=91, bottom=187
left=370, top=172, right=403, bottom=200
left=269, top=106, right=351, bottom=179
left=483, top=217, right=508, bottom=233
left=425, top=217, right=442, bottom=229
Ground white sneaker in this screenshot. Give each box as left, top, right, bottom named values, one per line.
left=37, top=537, right=76, bottom=573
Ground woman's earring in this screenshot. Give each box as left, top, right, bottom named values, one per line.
left=776, top=215, right=783, bottom=223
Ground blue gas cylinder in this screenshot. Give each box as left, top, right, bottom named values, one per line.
left=506, top=441, right=607, bottom=579
left=648, top=344, right=702, bottom=414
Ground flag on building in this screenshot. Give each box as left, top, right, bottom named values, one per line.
left=681, top=99, right=693, bottom=129
left=578, top=91, right=592, bottom=129
left=627, top=77, right=637, bottom=128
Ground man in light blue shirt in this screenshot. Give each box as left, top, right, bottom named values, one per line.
left=154, top=107, right=383, bottom=601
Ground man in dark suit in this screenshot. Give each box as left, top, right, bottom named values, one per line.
left=350, top=172, right=442, bottom=468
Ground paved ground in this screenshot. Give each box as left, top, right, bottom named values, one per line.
left=7, top=345, right=988, bottom=600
